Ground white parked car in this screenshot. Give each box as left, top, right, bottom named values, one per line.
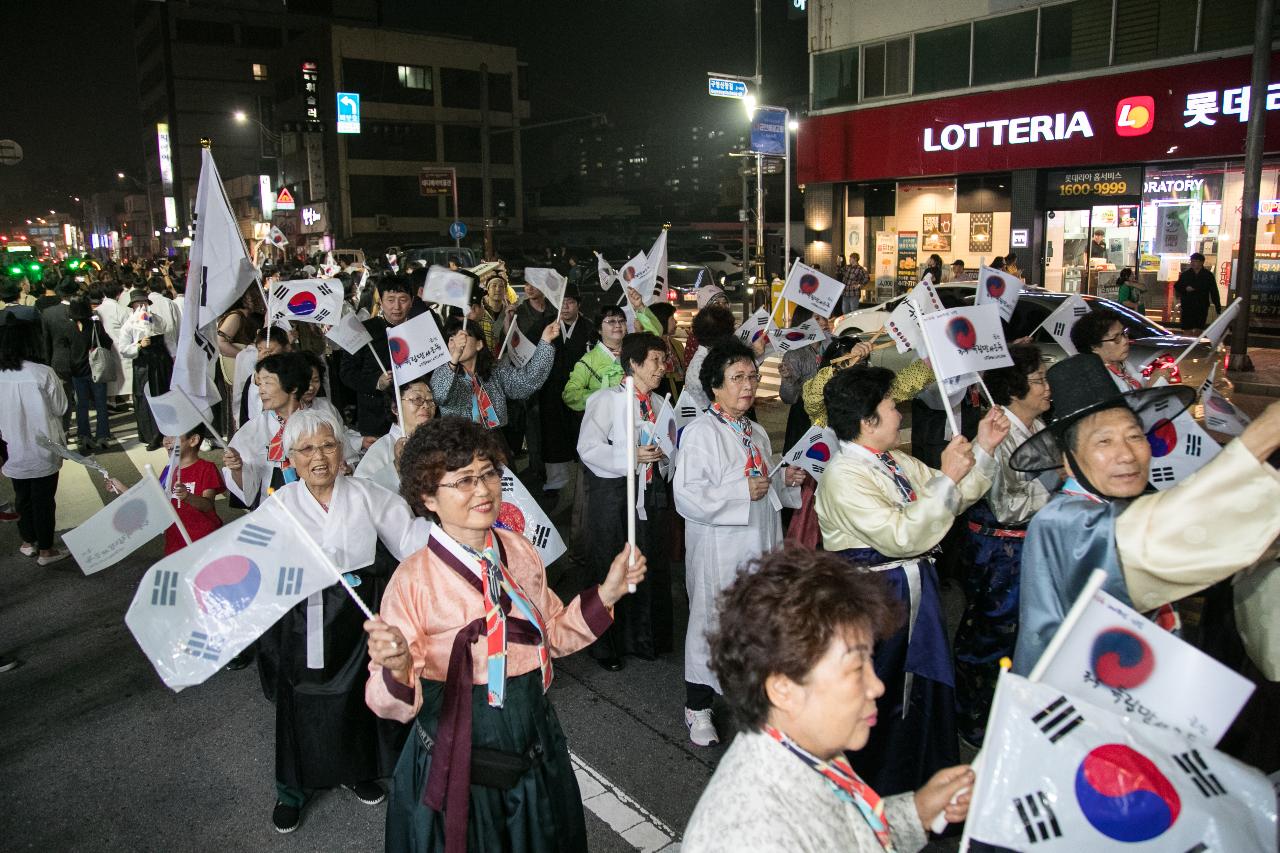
left=692, top=249, right=744, bottom=278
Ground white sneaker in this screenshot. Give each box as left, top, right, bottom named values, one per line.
left=685, top=707, right=719, bottom=747
left=36, top=548, right=70, bottom=567
left=19, top=543, right=36, bottom=557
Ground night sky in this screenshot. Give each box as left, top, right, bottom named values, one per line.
left=0, top=0, right=806, bottom=223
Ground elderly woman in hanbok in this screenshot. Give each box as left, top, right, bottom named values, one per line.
left=816, top=365, right=1009, bottom=795
left=223, top=351, right=311, bottom=508
left=362, top=416, right=646, bottom=853
left=683, top=547, right=973, bottom=852
left=355, top=379, right=436, bottom=493
left=675, top=340, right=804, bottom=747
left=1069, top=309, right=1175, bottom=391
left=118, top=288, right=173, bottom=450
left=261, top=407, right=432, bottom=833
left=953, top=344, right=1057, bottom=747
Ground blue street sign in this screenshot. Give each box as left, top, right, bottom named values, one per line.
left=750, top=107, right=787, bottom=156
left=449, top=221, right=468, bottom=240
left=336, top=92, right=361, bottom=134
left=708, top=78, right=748, bottom=99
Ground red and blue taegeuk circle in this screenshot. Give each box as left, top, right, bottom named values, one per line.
left=496, top=501, right=525, bottom=534
left=287, top=291, right=318, bottom=316
left=798, top=273, right=820, bottom=295
left=984, top=275, right=1006, bottom=298
left=193, top=556, right=262, bottom=617
left=1075, top=744, right=1180, bottom=842
left=785, top=330, right=807, bottom=341
left=388, top=336, right=410, bottom=366
left=1090, top=628, right=1155, bottom=689
left=805, top=441, right=831, bottom=462
left=1146, top=418, right=1178, bottom=457
left=946, top=317, right=977, bottom=350
left=1205, top=395, right=1233, bottom=415
left=113, top=499, right=150, bottom=534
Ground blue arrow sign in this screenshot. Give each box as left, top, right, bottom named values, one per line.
left=708, top=78, right=748, bottom=99
left=449, top=221, right=468, bottom=240
left=336, top=92, right=361, bottom=134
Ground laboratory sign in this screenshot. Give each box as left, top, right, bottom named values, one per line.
left=798, top=51, right=1280, bottom=184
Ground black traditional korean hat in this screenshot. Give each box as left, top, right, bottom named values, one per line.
left=1010, top=353, right=1195, bottom=478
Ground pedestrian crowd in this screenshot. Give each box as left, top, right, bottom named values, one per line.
left=1, top=246, right=1277, bottom=852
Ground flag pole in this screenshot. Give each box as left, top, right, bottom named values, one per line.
left=366, top=342, right=388, bottom=374
left=273, top=498, right=376, bottom=621
left=145, top=463, right=193, bottom=546
left=912, top=297, right=961, bottom=438
left=624, top=375, right=638, bottom=594
left=1172, top=296, right=1241, bottom=368
left=173, top=386, right=230, bottom=449
left=975, top=374, right=997, bottom=408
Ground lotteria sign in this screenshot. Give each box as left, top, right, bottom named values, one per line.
left=798, top=51, right=1280, bottom=184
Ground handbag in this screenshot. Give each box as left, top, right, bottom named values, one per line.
left=414, top=719, right=542, bottom=790
left=89, top=323, right=117, bottom=384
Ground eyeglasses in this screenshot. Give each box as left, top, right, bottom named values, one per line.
left=291, top=439, right=341, bottom=458
left=602, top=317, right=626, bottom=325
left=438, top=468, right=502, bottom=494
left=402, top=394, right=436, bottom=408
left=726, top=371, right=761, bottom=384
left=1099, top=328, right=1130, bottom=344
left=1026, top=376, right=1049, bottom=387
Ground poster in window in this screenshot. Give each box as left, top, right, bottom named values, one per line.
left=922, top=213, right=951, bottom=252
left=1156, top=203, right=1192, bottom=255
left=968, top=212, right=992, bottom=253
left=1118, top=206, right=1138, bottom=228
left=896, top=232, right=918, bottom=292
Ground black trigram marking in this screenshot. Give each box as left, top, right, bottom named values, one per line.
left=237, top=523, right=274, bottom=547
left=1153, top=396, right=1170, bottom=414
left=1052, top=321, right=1066, bottom=337
left=316, top=282, right=335, bottom=296
left=1183, top=844, right=1208, bottom=853
left=679, top=405, right=699, bottom=419
left=1031, top=695, right=1084, bottom=743
left=1185, top=434, right=1202, bottom=457
left=194, top=330, right=217, bottom=360
left=312, top=308, right=331, bottom=322
left=1013, top=791, right=1062, bottom=843
left=1151, top=465, right=1176, bottom=484
left=276, top=566, right=305, bottom=596
left=185, top=631, right=220, bottom=661
left=810, top=463, right=826, bottom=475
left=776, top=340, right=792, bottom=351
left=1174, top=750, right=1226, bottom=798
left=530, top=524, right=551, bottom=549
left=151, top=570, right=178, bottom=606
left=200, top=266, right=209, bottom=307
left=808, top=432, right=824, bottom=444
left=1072, top=305, right=1088, bottom=317
left=272, top=284, right=290, bottom=301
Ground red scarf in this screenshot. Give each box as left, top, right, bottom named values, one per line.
left=637, top=390, right=657, bottom=483
left=709, top=403, right=765, bottom=478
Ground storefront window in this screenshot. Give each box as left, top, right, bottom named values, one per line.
left=913, top=24, right=971, bottom=95
left=1115, top=0, right=1197, bottom=62
left=972, top=11, right=1037, bottom=86
left=1042, top=167, right=1143, bottom=296
left=813, top=47, right=859, bottom=110
left=1039, top=0, right=1112, bottom=75
left=1197, top=0, right=1255, bottom=51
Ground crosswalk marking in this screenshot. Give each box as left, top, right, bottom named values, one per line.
left=571, top=750, right=680, bottom=852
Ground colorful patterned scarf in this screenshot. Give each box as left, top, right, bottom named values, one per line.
left=637, top=390, right=657, bottom=483
left=460, top=532, right=551, bottom=707
left=709, top=402, right=765, bottom=478
left=466, top=370, right=501, bottom=429
left=862, top=445, right=916, bottom=504
left=266, top=413, right=292, bottom=474
left=1107, top=363, right=1142, bottom=390
left=763, top=725, right=896, bottom=852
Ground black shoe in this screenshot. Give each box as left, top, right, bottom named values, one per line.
left=344, top=781, right=386, bottom=805
left=146, top=436, right=164, bottom=451
left=596, top=656, right=624, bottom=672
left=272, top=801, right=301, bottom=834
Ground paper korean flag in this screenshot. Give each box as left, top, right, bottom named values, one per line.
left=523, top=267, right=567, bottom=311
left=782, top=424, right=837, bottom=480
left=423, top=265, right=472, bottom=311
left=781, top=261, right=843, bottom=318
left=387, top=310, right=449, bottom=385
left=147, top=387, right=213, bottom=438
left=941, top=372, right=978, bottom=405
left=674, top=385, right=703, bottom=426
left=1037, top=588, right=1254, bottom=745
left=768, top=325, right=823, bottom=353
left=64, top=475, right=178, bottom=576
left=967, top=671, right=1276, bottom=852
left=642, top=394, right=680, bottom=459
left=735, top=306, right=772, bottom=351
left=884, top=281, right=944, bottom=354
left=325, top=311, right=373, bottom=355
left=618, top=250, right=655, bottom=299
left=1202, top=387, right=1250, bottom=436
left=269, top=278, right=344, bottom=325
left=975, top=264, right=1023, bottom=322
left=1198, top=297, right=1243, bottom=350
left=497, top=466, right=566, bottom=566
left=503, top=323, right=538, bottom=369
left=1042, top=294, right=1090, bottom=355
left=644, top=230, right=669, bottom=305
left=1144, top=379, right=1221, bottom=490
left=125, top=500, right=339, bottom=691
left=595, top=251, right=618, bottom=290
left=267, top=225, right=288, bottom=248
left=919, top=303, right=1013, bottom=382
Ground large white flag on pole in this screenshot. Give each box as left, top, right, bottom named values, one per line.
left=966, top=670, right=1276, bottom=852
left=918, top=303, right=1013, bottom=381
left=975, top=264, right=1024, bottom=322
left=125, top=500, right=341, bottom=691
left=423, top=265, right=473, bottom=312
left=645, top=230, right=669, bottom=305
left=780, top=260, right=844, bottom=318
left=63, top=474, right=180, bottom=576
left=618, top=251, right=655, bottom=300
left=1036, top=588, right=1254, bottom=744
left=387, top=310, right=449, bottom=385
left=523, top=267, right=568, bottom=312
left=188, top=148, right=259, bottom=329
left=1173, top=297, right=1243, bottom=366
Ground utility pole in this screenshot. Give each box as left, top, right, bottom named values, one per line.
left=481, top=63, right=494, bottom=261
left=1229, top=0, right=1274, bottom=373
left=751, top=0, right=767, bottom=302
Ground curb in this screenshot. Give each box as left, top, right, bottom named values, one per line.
left=1231, top=379, right=1280, bottom=398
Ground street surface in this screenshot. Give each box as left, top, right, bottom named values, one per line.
left=2, top=390, right=1271, bottom=852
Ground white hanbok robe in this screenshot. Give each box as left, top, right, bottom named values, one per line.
left=354, top=423, right=404, bottom=493
left=674, top=413, right=800, bottom=690
left=95, top=295, right=131, bottom=397
left=224, top=408, right=287, bottom=507
left=148, top=291, right=182, bottom=356
left=230, top=344, right=258, bottom=428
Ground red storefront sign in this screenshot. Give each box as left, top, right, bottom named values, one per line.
left=797, top=52, right=1280, bottom=185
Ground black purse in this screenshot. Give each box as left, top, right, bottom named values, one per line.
left=415, top=720, right=543, bottom=790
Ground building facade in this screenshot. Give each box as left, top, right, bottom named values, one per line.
left=799, top=0, right=1280, bottom=325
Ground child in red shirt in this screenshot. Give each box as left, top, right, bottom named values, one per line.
left=161, top=427, right=225, bottom=554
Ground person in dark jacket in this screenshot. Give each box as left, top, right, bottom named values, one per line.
left=60, top=298, right=114, bottom=452
left=339, top=274, right=415, bottom=443
left=1174, top=252, right=1222, bottom=332
left=538, top=284, right=595, bottom=506
left=41, top=278, right=83, bottom=433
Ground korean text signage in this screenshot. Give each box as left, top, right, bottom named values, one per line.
left=750, top=107, right=787, bottom=156
left=419, top=169, right=455, bottom=196
left=301, top=61, right=320, bottom=121
left=798, top=52, right=1280, bottom=184
left=1046, top=166, right=1143, bottom=207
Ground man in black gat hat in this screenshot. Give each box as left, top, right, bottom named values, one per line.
left=1009, top=353, right=1280, bottom=674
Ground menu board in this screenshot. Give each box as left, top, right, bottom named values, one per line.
left=921, top=213, right=951, bottom=252
left=896, top=232, right=919, bottom=292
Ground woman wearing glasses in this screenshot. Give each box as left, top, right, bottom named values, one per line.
left=261, top=408, right=432, bottom=833
left=1069, top=310, right=1175, bottom=391
left=363, top=416, right=645, bottom=853
left=355, top=379, right=437, bottom=492
left=674, top=340, right=806, bottom=747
